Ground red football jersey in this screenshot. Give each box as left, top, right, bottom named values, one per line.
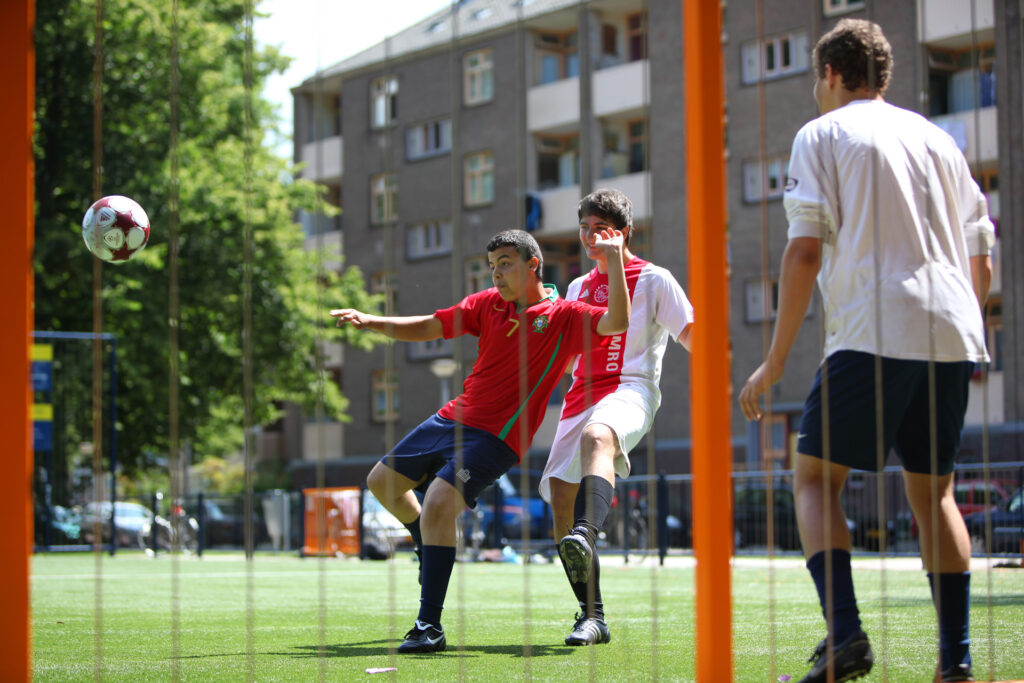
left=434, top=287, right=603, bottom=459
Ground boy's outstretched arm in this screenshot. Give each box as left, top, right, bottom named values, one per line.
left=593, top=228, right=630, bottom=336
left=330, top=309, right=444, bottom=341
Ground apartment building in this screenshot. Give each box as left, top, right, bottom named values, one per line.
left=289, top=0, right=1022, bottom=486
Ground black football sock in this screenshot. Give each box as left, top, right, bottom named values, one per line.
left=806, top=549, right=862, bottom=643
left=558, top=538, right=605, bottom=621
left=416, top=545, right=456, bottom=628
left=929, top=572, right=972, bottom=672
left=573, top=475, right=615, bottom=540
left=404, top=516, right=423, bottom=553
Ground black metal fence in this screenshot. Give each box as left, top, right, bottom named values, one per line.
left=34, top=462, right=1023, bottom=561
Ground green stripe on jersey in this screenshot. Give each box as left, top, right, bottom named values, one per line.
left=498, top=333, right=563, bottom=441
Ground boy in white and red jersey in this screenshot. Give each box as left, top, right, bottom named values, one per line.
left=540, top=189, right=694, bottom=646
left=331, top=228, right=630, bottom=654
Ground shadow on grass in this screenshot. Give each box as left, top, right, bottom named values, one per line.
left=281, top=641, right=577, bottom=660
left=881, top=593, right=1024, bottom=609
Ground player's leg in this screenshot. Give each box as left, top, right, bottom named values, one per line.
left=399, top=426, right=518, bottom=654
left=897, top=360, right=975, bottom=681
left=550, top=476, right=609, bottom=645
left=793, top=352, right=880, bottom=683
left=367, top=461, right=422, bottom=525
left=559, top=423, right=617, bottom=585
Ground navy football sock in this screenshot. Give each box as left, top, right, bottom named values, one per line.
left=404, top=517, right=423, bottom=554
left=928, top=572, right=972, bottom=671
left=417, top=545, right=456, bottom=628
left=806, top=549, right=862, bottom=643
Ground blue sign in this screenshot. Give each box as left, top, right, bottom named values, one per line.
left=34, top=420, right=53, bottom=452
left=32, top=361, right=53, bottom=392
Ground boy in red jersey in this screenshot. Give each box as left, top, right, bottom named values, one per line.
left=330, top=228, right=630, bottom=653
left=541, top=188, right=694, bottom=646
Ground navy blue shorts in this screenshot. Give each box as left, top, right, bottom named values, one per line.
left=797, top=351, right=974, bottom=475
left=380, top=414, right=519, bottom=508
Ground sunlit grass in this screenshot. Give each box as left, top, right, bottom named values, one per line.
left=31, top=551, right=1024, bottom=681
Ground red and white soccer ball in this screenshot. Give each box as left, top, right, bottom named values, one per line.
left=81, top=195, right=151, bottom=263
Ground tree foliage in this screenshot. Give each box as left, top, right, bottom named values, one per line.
left=34, top=0, right=380, bottom=474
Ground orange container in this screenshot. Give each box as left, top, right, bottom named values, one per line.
left=302, top=487, right=361, bottom=557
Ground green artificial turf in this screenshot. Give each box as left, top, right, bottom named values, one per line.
left=31, top=551, right=1024, bottom=681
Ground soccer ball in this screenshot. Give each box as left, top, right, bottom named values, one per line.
left=81, top=195, right=151, bottom=263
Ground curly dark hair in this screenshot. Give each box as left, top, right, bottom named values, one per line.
left=578, top=188, right=634, bottom=246
left=486, top=229, right=543, bottom=277
left=813, top=18, right=892, bottom=93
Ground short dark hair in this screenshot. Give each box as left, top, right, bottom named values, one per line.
left=578, top=188, right=634, bottom=246
left=813, top=18, right=893, bottom=93
left=486, top=229, right=543, bottom=277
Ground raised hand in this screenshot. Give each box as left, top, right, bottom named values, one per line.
left=591, top=227, right=625, bottom=254
left=329, top=308, right=375, bottom=329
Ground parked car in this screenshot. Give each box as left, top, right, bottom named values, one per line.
left=733, top=482, right=802, bottom=551
left=361, top=490, right=414, bottom=558
left=80, top=501, right=153, bottom=547
left=464, top=474, right=551, bottom=545
left=910, top=479, right=1011, bottom=538
left=34, top=504, right=82, bottom=546
left=963, top=486, right=1024, bottom=554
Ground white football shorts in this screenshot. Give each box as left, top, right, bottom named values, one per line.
left=539, top=389, right=653, bottom=503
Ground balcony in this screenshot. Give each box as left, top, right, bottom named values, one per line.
left=300, top=135, right=343, bottom=181
left=535, top=171, right=650, bottom=237
left=918, top=0, right=994, bottom=47
left=528, top=76, right=579, bottom=133
left=930, top=106, right=997, bottom=166
left=593, top=59, right=649, bottom=118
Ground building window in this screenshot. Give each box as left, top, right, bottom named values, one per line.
left=464, top=49, right=494, bottom=105
left=407, top=221, right=452, bottom=259
left=927, top=44, right=996, bottom=116
left=371, top=270, right=397, bottom=315
left=305, top=92, right=341, bottom=142
left=535, top=32, right=579, bottom=85
left=300, top=182, right=341, bottom=236
left=372, top=370, right=399, bottom=422
left=408, top=338, right=453, bottom=360
left=370, top=173, right=398, bottom=224
left=741, top=32, right=809, bottom=84
left=743, top=156, right=788, bottom=202
left=465, top=151, right=494, bottom=206
left=626, top=12, right=647, bottom=62
left=536, top=135, right=579, bottom=190
left=602, top=24, right=618, bottom=58
left=761, top=414, right=790, bottom=462
left=370, top=75, right=398, bottom=129
left=628, top=119, right=649, bottom=174
left=745, top=277, right=779, bottom=323
left=465, top=256, right=490, bottom=293
left=823, top=0, right=865, bottom=16
left=406, top=118, right=451, bottom=160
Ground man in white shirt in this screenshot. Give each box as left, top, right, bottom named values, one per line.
left=542, top=188, right=694, bottom=646
left=739, top=19, right=993, bottom=683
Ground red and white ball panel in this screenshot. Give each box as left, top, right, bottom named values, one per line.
left=81, top=195, right=151, bottom=263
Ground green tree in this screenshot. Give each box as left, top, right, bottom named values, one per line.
left=34, top=0, right=380, bottom=476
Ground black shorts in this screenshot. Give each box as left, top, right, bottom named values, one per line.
left=380, top=414, right=519, bottom=507
left=796, top=351, right=974, bottom=475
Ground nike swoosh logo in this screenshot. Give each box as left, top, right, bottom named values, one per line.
left=426, top=634, right=444, bottom=645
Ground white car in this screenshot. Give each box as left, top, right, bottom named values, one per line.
left=80, top=501, right=153, bottom=547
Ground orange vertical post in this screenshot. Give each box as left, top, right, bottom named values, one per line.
left=685, top=1, right=733, bottom=680
left=0, top=0, right=35, bottom=681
